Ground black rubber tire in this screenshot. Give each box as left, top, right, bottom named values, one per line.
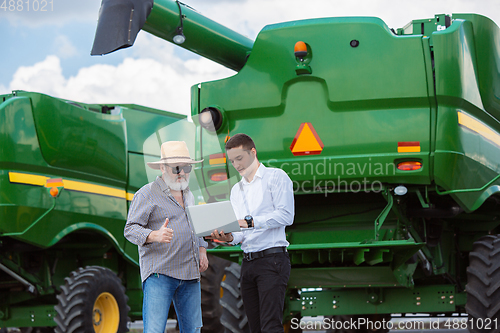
left=201, top=254, right=231, bottom=333
left=466, top=234, right=500, bottom=333
left=326, top=315, right=390, bottom=333
left=219, top=262, right=250, bottom=333
left=54, top=266, right=130, bottom=333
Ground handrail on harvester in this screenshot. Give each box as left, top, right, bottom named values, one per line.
left=435, top=174, right=500, bottom=196
left=1, top=197, right=57, bottom=237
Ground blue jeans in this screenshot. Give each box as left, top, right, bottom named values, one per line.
left=143, top=274, right=202, bottom=333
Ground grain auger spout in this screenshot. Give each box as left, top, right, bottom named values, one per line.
left=91, top=0, right=254, bottom=71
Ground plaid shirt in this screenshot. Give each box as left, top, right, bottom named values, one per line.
left=124, top=176, right=208, bottom=282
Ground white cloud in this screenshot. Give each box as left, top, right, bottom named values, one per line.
left=9, top=55, right=66, bottom=96
left=53, top=35, right=78, bottom=59
left=5, top=49, right=234, bottom=115
left=130, top=32, right=180, bottom=65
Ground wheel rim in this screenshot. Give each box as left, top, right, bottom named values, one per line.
left=220, top=274, right=226, bottom=299
left=93, top=292, right=119, bottom=333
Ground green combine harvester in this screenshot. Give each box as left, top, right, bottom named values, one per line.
left=2, top=0, right=500, bottom=332
left=0, top=92, right=188, bottom=332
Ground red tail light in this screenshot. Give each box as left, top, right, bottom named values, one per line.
left=210, top=172, right=228, bottom=182
left=397, top=161, right=422, bottom=171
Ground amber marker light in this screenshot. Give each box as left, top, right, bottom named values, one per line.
left=294, top=41, right=308, bottom=59
left=50, top=187, right=59, bottom=197
left=210, top=172, right=228, bottom=182
left=397, top=161, right=422, bottom=171
left=209, top=153, right=226, bottom=165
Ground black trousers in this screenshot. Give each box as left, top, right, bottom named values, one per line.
left=240, top=252, right=291, bottom=333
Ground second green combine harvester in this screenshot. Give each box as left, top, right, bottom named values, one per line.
left=92, top=1, right=500, bottom=332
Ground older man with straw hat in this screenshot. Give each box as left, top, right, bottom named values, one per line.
left=125, top=141, right=208, bottom=333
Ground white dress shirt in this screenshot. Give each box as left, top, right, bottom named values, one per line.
left=229, top=163, right=294, bottom=253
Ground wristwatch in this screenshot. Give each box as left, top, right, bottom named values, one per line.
left=244, top=215, right=253, bottom=228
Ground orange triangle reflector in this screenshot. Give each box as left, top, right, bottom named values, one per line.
left=290, top=123, right=324, bottom=156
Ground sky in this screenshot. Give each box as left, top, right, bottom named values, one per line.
left=1, top=0, right=499, bottom=116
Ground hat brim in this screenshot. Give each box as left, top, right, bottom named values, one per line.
left=147, top=158, right=204, bottom=170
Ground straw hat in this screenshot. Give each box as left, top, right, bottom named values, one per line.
left=147, top=141, right=203, bottom=170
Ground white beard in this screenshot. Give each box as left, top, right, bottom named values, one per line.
left=163, top=174, right=189, bottom=191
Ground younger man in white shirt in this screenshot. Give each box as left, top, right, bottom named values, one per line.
left=211, top=133, right=294, bottom=333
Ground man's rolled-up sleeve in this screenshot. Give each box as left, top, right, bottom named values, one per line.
left=124, top=191, right=154, bottom=246
left=198, top=237, right=208, bottom=248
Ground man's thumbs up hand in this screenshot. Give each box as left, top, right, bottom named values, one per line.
left=147, top=218, right=174, bottom=243
left=158, top=218, right=173, bottom=243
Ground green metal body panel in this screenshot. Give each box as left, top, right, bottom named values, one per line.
left=0, top=91, right=185, bottom=327
left=0, top=305, right=57, bottom=328
left=432, top=16, right=500, bottom=212
left=290, top=285, right=461, bottom=316
left=195, top=17, right=433, bottom=187
left=29, top=94, right=128, bottom=184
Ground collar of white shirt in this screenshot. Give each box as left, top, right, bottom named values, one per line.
left=241, top=163, right=265, bottom=185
